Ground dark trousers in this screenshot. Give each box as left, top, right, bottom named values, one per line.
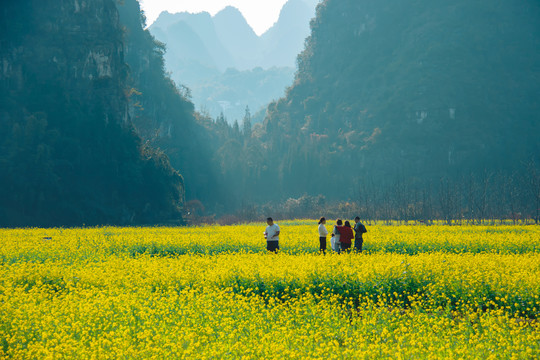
left=341, top=242, right=351, bottom=252
left=319, top=236, right=327, bottom=253
left=354, top=238, right=363, bottom=252
left=267, top=241, right=279, bottom=253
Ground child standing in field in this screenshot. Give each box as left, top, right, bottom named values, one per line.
left=331, top=219, right=343, bottom=252
left=318, top=217, right=328, bottom=254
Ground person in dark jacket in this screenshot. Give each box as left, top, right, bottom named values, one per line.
left=353, top=216, right=367, bottom=252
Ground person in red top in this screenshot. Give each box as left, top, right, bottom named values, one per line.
left=336, top=221, right=354, bottom=252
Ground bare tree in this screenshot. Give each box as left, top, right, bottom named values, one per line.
left=527, top=159, right=540, bottom=224
left=468, top=171, right=493, bottom=224
left=438, top=177, right=458, bottom=225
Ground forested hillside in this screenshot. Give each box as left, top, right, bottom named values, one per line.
left=116, top=0, right=229, bottom=207
left=261, top=0, right=540, bottom=199
left=0, top=0, right=184, bottom=227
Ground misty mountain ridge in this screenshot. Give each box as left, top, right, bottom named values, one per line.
left=150, top=0, right=317, bottom=70
left=148, top=0, right=319, bottom=123
left=213, top=6, right=260, bottom=70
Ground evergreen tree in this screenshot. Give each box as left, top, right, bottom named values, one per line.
left=242, top=106, right=252, bottom=139
left=233, top=120, right=241, bottom=139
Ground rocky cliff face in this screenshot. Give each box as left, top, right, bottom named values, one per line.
left=0, top=0, right=184, bottom=227
left=117, top=0, right=228, bottom=209
left=1, top=0, right=128, bottom=126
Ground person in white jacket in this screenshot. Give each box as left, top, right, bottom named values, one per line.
left=318, top=217, right=328, bottom=254
left=331, top=219, right=343, bottom=252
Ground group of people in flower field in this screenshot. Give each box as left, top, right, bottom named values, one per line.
left=263, top=217, right=367, bottom=253
left=318, top=217, right=367, bottom=254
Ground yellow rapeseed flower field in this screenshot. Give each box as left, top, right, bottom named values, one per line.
left=1, top=222, right=539, bottom=358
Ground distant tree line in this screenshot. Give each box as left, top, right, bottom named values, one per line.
left=349, top=164, right=540, bottom=225
left=189, top=160, right=539, bottom=225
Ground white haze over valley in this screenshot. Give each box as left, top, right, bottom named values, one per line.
left=140, top=0, right=289, bottom=35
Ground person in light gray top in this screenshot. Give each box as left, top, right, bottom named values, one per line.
left=318, top=217, right=328, bottom=254
left=264, top=217, right=280, bottom=253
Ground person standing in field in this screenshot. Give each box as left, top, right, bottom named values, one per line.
left=331, top=219, right=343, bottom=252
left=264, top=217, right=280, bottom=253
left=318, top=217, right=328, bottom=254
left=353, top=216, right=367, bottom=252
left=337, top=221, right=354, bottom=252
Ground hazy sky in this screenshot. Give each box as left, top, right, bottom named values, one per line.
left=139, top=0, right=289, bottom=35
